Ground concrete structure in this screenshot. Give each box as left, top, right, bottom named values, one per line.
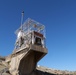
left=6, top=18, right=48, bottom=75
left=6, top=44, right=47, bottom=75
left=0, top=17, right=74, bottom=75
left=0, top=58, right=75, bottom=75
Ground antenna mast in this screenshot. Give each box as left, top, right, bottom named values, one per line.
left=21, top=11, right=24, bottom=30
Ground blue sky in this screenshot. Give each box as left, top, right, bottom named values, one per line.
left=0, top=0, right=76, bottom=71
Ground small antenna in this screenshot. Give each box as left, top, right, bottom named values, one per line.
left=21, top=11, right=24, bottom=30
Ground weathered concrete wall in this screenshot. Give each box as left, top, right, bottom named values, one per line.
left=9, top=53, right=26, bottom=75
left=7, top=45, right=47, bottom=75
left=18, top=51, right=36, bottom=75
left=35, top=66, right=73, bottom=75
left=0, top=60, right=74, bottom=75
left=35, top=70, right=55, bottom=75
